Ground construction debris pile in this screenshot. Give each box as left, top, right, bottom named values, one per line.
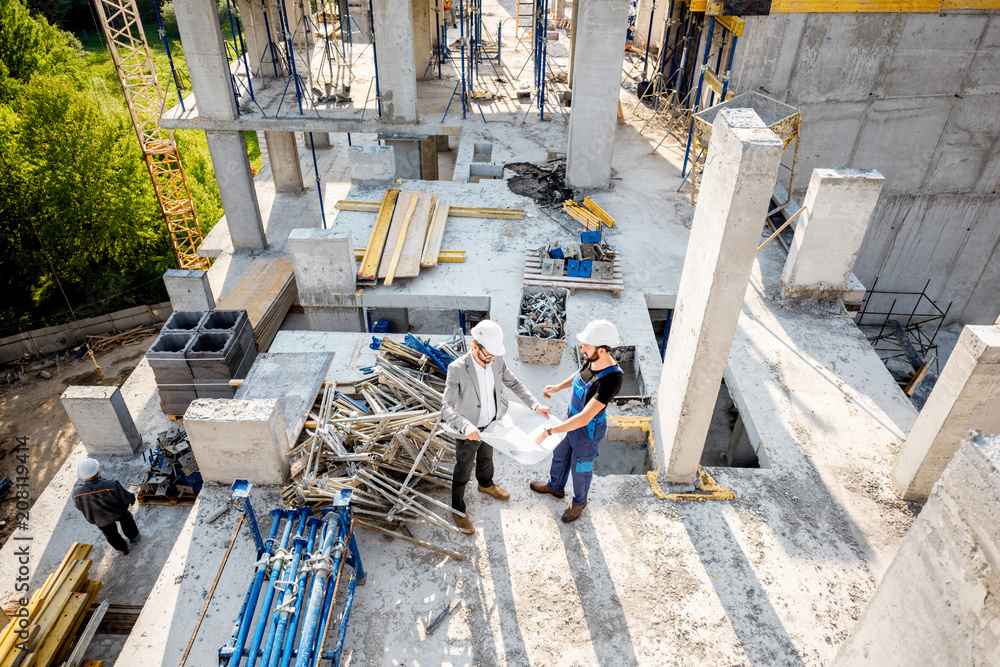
left=282, top=334, right=470, bottom=560
left=0, top=543, right=107, bottom=667
left=504, top=159, right=575, bottom=206
left=84, top=325, right=159, bottom=354
left=138, top=430, right=202, bottom=504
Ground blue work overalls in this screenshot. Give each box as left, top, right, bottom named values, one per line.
left=547, top=364, right=624, bottom=506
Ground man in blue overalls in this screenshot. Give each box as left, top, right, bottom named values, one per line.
left=529, top=320, right=624, bottom=523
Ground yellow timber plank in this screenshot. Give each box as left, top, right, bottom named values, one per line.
left=714, top=15, right=744, bottom=36
left=335, top=200, right=525, bottom=219
left=216, top=259, right=295, bottom=327
left=357, top=189, right=399, bottom=281
left=563, top=202, right=601, bottom=231
left=53, top=581, right=101, bottom=665
left=25, top=561, right=91, bottom=655
left=376, top=191, right=418, bottom=280
left=354, top=249, right=464, bottom=262
left=380, top=193, right=437, bottom=280
left=82, top=662, right=105, bottom=667
left=420, top=201, right=451, bottom=268
left=582, top=198, right=615, bottom=228
left=33, top=591, right=88, bottom=666
left=941, top=0, right=1000, bottom=7
left=769, top=0, right=940, bottom=10
left=383, top=196, right=419, bottom=286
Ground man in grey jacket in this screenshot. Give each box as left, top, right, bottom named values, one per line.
left=72, top=458, right=140, bottom=555
left=442, top=321, right=550, bottom=534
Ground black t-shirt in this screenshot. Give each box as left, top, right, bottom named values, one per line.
left=578, top=361, right=624, bottom=406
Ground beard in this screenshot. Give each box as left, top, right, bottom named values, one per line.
left=586, top=349, right=600, bottom=363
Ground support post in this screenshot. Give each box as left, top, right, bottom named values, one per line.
left=780, top=168, right=884, bottom=301
left=565, top=0, right=630, bottom=189
left=205, top=131, right=267, bottom=250
left=652, top=109, right=782, bottom=484
left=163, top=269, right=216, bottom=311
left=263, top=131, right=305, bottom=192
left=370, top=0, right=418, bottom=122
left=892, top=325, right=1000, bottom=500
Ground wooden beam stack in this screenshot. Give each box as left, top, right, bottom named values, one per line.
left=216, top=258, right=297, bottom=352
left=0, top=543, right=105, bottom=667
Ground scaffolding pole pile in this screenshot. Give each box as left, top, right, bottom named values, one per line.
left=282, top=334, right=470, bottom=561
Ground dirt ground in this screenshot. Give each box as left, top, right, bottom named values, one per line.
left=0, top=335, right=155, bottom=548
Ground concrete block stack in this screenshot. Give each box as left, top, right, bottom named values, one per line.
left=146, top=309, right=257, bottom=416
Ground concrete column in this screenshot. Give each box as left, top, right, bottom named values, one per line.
left=568, top=0, right=578, bottom=84
left=555, top=0, right=567, bottom=20
left=288, top=229, right=357, bottom=297
left=371, top=0, right=418, bottom=122
left=780, top=168, right=884, bottom=301
left=205, top=131, right=266, bottom=250
left=238, top=0, right=273, bottom=77
left=652, top=109, right=783, bottom=484
left=304, top=132, right=331, bottom=149
left=413, top=0, right=432, bottom=79
left=348, top=145, right=395, bottom=184
left=61, top=386, right=142, bottom=455
left=184, top=398, right=291, bottom=484
left=163, top=269, right=216, bottom=311
left=263, top=131, right=304, bottom=192
left=892, top=325, right=1000, bottom=500
left=173, top=0, right=239, bottom=118
left=565, top=0, right=630, bottom=189
left=420, top=136, right=439, bottom=180
left=835, top=431, right=1000, bottom=666
left=387, top=139, right=422, bottom=179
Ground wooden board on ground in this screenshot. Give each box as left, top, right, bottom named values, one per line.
left=136, top=492, right=198, bottom=506
left=421, top=201, right=451, bottom=268
left=379, top=192, right=438, bottom=280
left=236, top=352, right=335, bottom=446
left=216, top=258, right=297, bottom=352
left=523, top=250, right=624, bottom=298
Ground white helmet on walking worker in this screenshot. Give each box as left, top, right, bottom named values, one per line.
left=471, top=320, right=506, bottom=356
left=78, top=458, right=100, bottom=480
left=576, top=319, right=619, bottom=347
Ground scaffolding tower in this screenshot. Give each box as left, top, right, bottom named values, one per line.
left=92, top=0, right=210, bottom=271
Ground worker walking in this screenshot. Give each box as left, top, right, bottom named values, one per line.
left=72, top=458, right=141, bottom=555
left=444, top=0, right=456, bottom=27
left=530, top=320, right=624, bottom=523
left=442, top=321, right=550, bottom=535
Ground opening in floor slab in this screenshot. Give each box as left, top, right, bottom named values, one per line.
left=701, top=378, right=762, bottom=469
left=572, top=344, right=650, bottom=406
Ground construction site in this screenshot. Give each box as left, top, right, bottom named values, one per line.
left=2, top=0, right=1000, bottom=664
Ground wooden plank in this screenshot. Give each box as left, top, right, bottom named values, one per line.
left=357, top=190, right=399, bottom=281
left=376, top=191, right=418, bottom=281
left=563, top=201, right=601, bottom=230
left=769, top=0, right=941, bottom=11
left=20, top=561, right=91, bottom=658
left=33, top=591, right=88, bottom=666
left=355, top=249, right=465, bottom=263
left=216, top=258, right=296, bottom=352
left=382, top=193, right=438, bottom=280
left=714, top=15, right=744, bottom=35
left=335, top=200, right=525, bottom=219
left=582, top=197, right=615, bottom=227
left=381, top=195, right=420, bottom=284
left=420, top=201, right=451, bottom=268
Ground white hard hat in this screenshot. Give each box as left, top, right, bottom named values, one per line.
left=576, top=319, right=619, bottom=347
left=471, top=320, right=506, bottom=356
left=78, top=458, right=100, bottom=480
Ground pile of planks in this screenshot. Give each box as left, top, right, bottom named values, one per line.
left=216, top=258, right=297, bottom=352
left=562, top=197, right=616, bottom=231
left=0, top=543, right=107, bottom=667
left=282, top=334, right=471, bottom=560
left=85, top=326, right=159, bottom=354
left=337, top=191, right=524, bottom=285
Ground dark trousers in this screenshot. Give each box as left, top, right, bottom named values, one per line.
left=98, top=512, right=140, bottom=553
left=452, top=438, right=495, bottom=513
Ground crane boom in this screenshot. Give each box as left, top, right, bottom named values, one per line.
left=92, top=0, right=211, bottom=270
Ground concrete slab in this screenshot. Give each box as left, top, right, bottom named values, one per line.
left=235, top=352, right=334, bottom=445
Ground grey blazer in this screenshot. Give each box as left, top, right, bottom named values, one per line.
left=441, top=352, right=539, bottom=435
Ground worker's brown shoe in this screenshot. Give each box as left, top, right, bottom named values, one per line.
left=452, top=512, right=475, bottom=535
left=478, top=484, right=510, bottom=501
left=529, top=481, right=565, bottom=499
left=561, top=502, right=587, bottom=523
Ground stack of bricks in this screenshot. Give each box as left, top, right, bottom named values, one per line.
left=146, top=309, right=257, bottom=416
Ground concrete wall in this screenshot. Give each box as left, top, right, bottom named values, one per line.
left=834, top=431, right=1000, bottom=666
left=732, top=12, right=1000, bottom=324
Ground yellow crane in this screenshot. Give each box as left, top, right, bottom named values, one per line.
left=92, top=0, right=210, bottom=270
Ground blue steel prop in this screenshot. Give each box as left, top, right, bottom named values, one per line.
left=277, top=518, right=321, bottom=667
left=222, top=511, right=285, bottom=666
left=258, top=509, right=309, bottom=666
left=152, top=0, right=185, bottom=110
left=241, top=509, right=297, bottom=665
left=231, top=479, right=265, bottom=557
left=263, top=507, right=313, bottom=666
left=681, top=16, right=714, bottom=178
